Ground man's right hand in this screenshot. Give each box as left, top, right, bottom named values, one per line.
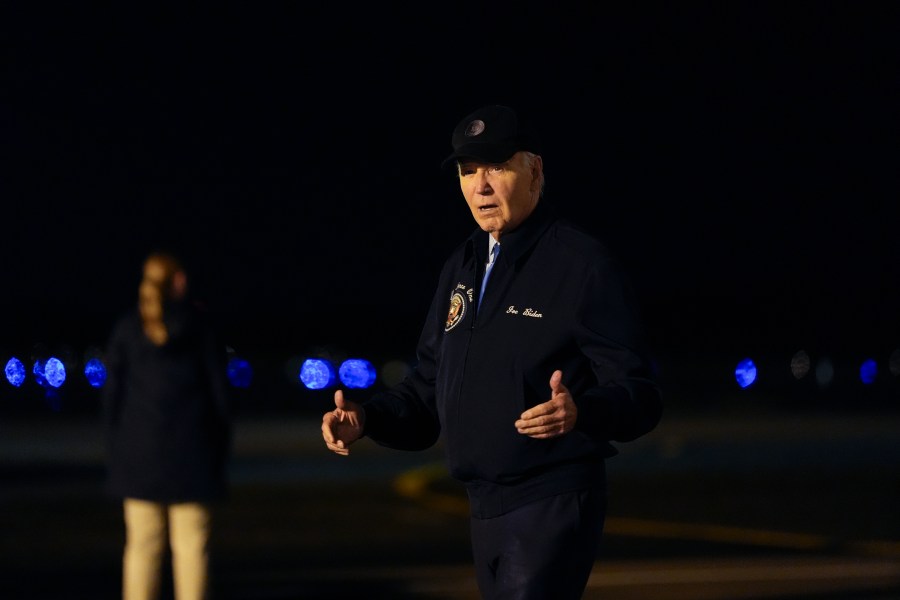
left=321, top=389, right=365, bottom=456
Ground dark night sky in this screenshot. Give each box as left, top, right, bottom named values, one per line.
left=2, top=3, right=898, bottom=375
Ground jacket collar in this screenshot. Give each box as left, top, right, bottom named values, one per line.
left=464, top=201, right=556, bottom=268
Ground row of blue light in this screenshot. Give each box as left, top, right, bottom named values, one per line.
left=7, top=354, right=894, bottom=393
left=4, top=356, right=379, bottom=391
left=226, top=356, right=379, bottom=390
left=734, top=355, right=889, bottom=389
left=297, top=358, right=377, bottom=390
left=6, top=357, right=84, bottom=389
left=4, top=357, right=108, bottom=389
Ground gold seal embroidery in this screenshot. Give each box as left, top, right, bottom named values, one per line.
left=445, top=291, right=467, bottom=332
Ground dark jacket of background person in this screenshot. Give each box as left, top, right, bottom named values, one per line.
left=363, top=201, right=662, bottom=518
left=102, top=301, right=232, bottom=502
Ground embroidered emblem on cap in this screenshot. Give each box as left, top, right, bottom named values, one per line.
left=465, top=119, right=486, bottom=137
left=445, top=291, right=467, bottom=332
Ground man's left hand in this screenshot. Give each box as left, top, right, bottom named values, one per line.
left=514, top=370, right=577, bottom=438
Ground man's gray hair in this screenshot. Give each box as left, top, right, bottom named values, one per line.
left=524, top=152, right=546, bottom=198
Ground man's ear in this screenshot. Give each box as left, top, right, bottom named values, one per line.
left=530, top=155, right=544, bottom=192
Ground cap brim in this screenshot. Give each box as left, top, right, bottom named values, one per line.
left=440, top=142, right=520, bottom=170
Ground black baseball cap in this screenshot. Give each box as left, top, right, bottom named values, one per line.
left=441, top=104, right=542, bottom=169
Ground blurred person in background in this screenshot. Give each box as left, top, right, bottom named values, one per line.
left=102, top=251, right=231, bottom=600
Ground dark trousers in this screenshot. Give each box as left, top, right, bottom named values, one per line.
left=469, top=488, right=607, bottom=600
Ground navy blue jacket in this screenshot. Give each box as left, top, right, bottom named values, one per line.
left=363, top=201, right=662, bottom=518
left=102, top=303, right=232, bottom=502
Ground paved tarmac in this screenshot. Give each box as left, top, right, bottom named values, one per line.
left=1, top=406, right=899, bottom=599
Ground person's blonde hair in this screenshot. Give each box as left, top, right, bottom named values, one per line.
left=138, top=252, right=187, bottom=346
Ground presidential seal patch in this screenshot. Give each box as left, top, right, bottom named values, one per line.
left=445, top=291, right=467, bottom=332
left=465, top=119, right=485, bottom=137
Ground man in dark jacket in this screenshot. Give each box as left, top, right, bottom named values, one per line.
left=322, top=104, right=662, bottom=599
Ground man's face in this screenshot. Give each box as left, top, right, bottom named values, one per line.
left=458, top=151, right=542, bottom=240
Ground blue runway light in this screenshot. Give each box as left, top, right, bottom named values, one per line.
left=33, top=360, right=48, bottom=387
left=5, top=357, right=26, bottom=387
left=734, top=358, right=757, bottom=389
left=45, top=357, right=66, bottom=388
left=859, top=359, right=877, bottom=385
left=299, top=358, right=336, bottom=390
left=339, top=359, right=377, bottom=389
left=34, top=357, right=66, bottom=388
left=227, top=357, right=253, bottom=388
left=84, top=358, right=108, bottom=388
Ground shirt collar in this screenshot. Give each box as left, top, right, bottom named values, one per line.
left=487, top=235, right=500, bottom=263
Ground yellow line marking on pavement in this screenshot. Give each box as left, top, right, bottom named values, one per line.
left=393, top=462, right=900, bottom=559
left=847, top=539, right=900, bottom=558
left=588, top=559, right=900, bottom=586
left=393, top=463, right=469, bottom=515
left=604, top=517, right=830, bottom=550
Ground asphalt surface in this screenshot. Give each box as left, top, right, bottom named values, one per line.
left=1, top=406, right=899, bottom=599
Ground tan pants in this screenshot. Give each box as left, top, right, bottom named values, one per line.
left=122, top=498, right=212, bottom=600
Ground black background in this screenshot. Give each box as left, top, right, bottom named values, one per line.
left=2, top=2, right=898, bottom=405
